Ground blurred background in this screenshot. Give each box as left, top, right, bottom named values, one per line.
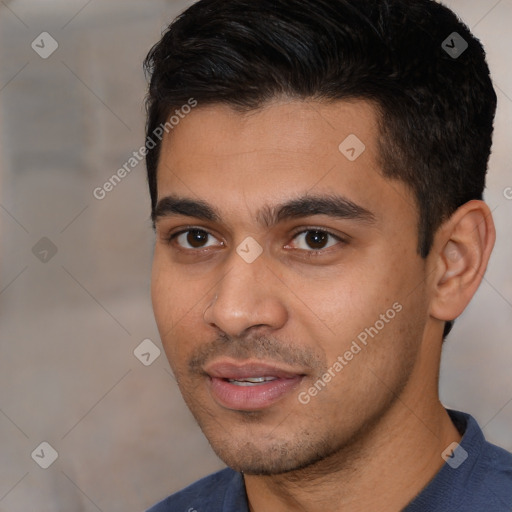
left=0, top=0, right=510, bottom=510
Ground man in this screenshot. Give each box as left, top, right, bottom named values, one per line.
left=144, top=0, right=512, bottom=510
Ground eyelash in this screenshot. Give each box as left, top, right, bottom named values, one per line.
left=164, top=227, right=346, bottom=254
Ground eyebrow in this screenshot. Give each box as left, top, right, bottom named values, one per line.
left=153, top=196, right=219, bottom=224
left=152, top=194, right=376, bottom=227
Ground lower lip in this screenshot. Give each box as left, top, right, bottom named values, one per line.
left=209, top=376, right=303, bottom=411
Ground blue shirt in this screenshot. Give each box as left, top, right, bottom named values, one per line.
left=147, top=411, right=512, bottom=511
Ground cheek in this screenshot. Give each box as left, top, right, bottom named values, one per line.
left=152, top=252, right=196, bottom=320
left=300, top=287, right=425, bottom=427
left=151, top=255, right=209, bottom=363
left=150, top=256, right=171, bottom=332
left=286, top=266, right=393, bottom=335
left=297, top=248, right=425, bottom=358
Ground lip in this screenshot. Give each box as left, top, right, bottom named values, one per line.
left=204, top=359, right=305, bottom=411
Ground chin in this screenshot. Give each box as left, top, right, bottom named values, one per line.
left=202, top=420, right=341, bottom=476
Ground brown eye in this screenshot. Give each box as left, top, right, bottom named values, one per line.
left=305, top=230, right=329, bottom=249
left=174, top=229, right=220, bottom=249
left=187, top=229, right=209, bottom=248
left=290, top=230, right=341, bottom=251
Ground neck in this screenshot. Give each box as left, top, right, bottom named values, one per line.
left=244, top=380, right=461, bottom=512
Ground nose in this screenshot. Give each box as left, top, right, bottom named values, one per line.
left=203, top=251, right=288, bottom=338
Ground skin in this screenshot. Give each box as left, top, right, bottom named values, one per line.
left=151, top=99, right=495, bottom=511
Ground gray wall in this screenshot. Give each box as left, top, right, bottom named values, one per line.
left=0, top=1, right=510, bottom=510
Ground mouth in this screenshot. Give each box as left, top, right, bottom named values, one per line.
left=204, top=360, right=306, bottom=411
left=227, top=376, right=279, bottom=386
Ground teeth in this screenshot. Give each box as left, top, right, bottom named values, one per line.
left=228, top=376, right=278, bottom=386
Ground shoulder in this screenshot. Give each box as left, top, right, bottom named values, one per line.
left=406, top=411, right=512, bottom=511
left=475, top=438, right=512, bottom=505
left=454, top=411, right=512, bottom=510
left=146, top=468, right=244, bottom=512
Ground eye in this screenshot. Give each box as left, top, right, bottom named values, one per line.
left=288, top=230, right=342, bottom=251
left=172, top=229, right=222, bottom=249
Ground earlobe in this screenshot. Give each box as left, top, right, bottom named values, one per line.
left=430, top=201, right=496, bottom=322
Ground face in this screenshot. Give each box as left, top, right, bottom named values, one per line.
left=151, top=99, right=433, bottom=475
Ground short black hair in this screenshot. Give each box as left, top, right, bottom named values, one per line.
left=144, top=0, right=496, bottom=337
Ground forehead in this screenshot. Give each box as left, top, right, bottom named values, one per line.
left=155, top=99, right=415, bottom=223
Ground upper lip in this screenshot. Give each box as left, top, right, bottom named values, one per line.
left=204, top=359, right=305, bottom=380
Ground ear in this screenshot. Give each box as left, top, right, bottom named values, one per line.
left=429, top=200, right=496, bottom=322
